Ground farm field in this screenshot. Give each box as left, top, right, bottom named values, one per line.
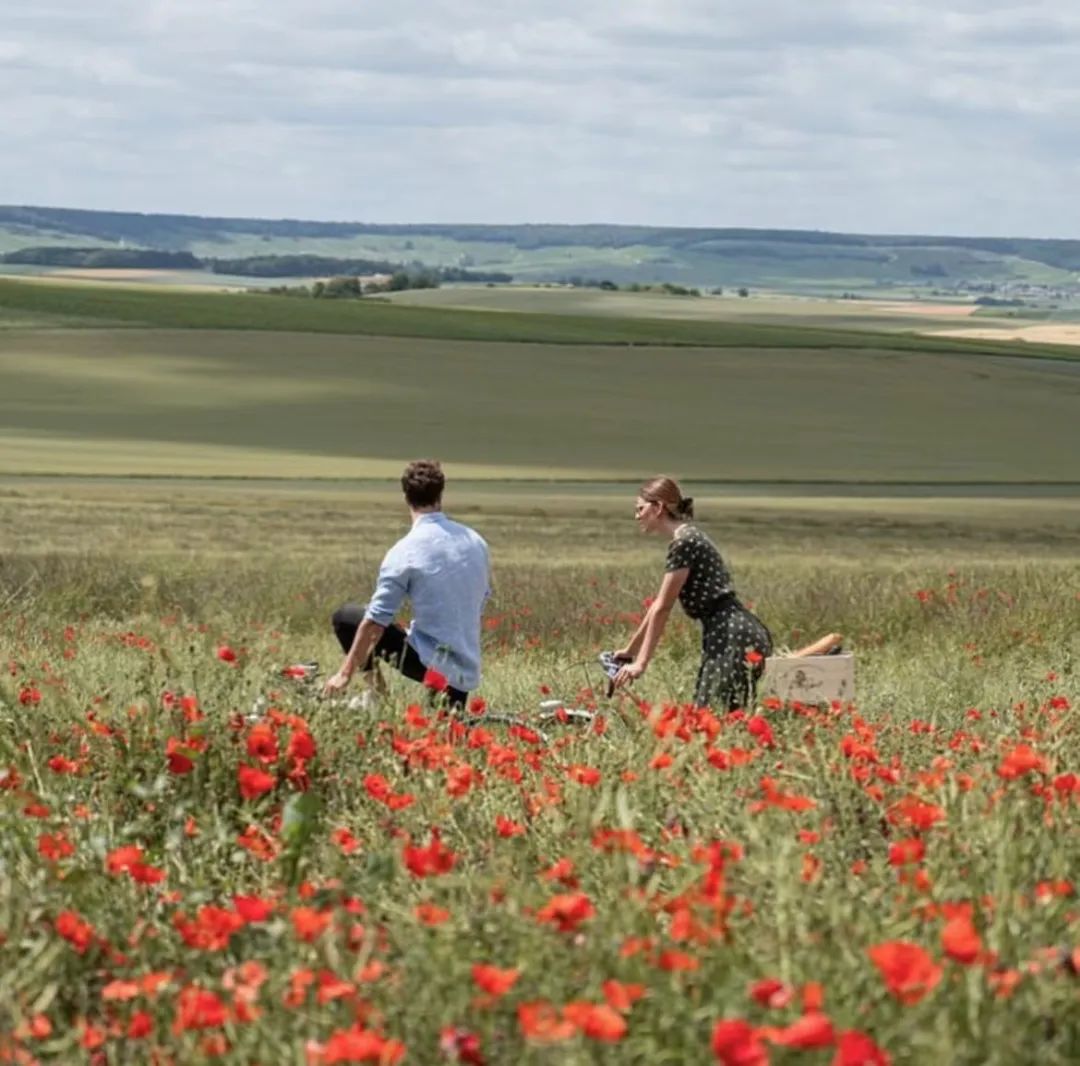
left=1, top=276, right=1079, bottom=1064
left=2, top=327, right=1080, bottom=483
left=3, top=277, right=1080, bottom=360
left=1, top=479, right=1079, bottom=1063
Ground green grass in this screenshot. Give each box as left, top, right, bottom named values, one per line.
left=1, top=277, right=1078, bottom=359
left=2, top=328, right=1080, bottom=482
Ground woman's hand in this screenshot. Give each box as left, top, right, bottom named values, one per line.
left=613, top=659, right=646, bottom=689
left=612, top=648, right=634, bottom=663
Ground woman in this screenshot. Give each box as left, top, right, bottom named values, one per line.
left=613, top=476, right=773, bottom=710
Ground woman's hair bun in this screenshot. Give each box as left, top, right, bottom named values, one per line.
left=677, top=496, right=695, bottom=519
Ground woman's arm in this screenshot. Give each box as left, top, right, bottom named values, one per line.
left=614, top=568, right=688, bottom=688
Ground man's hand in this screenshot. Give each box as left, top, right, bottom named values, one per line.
left=613, top=660, right=646, bottom=689
left=322, top=667, right=353, bottom=697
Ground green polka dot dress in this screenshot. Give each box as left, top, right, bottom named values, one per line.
left=665, top=525, right=773, bottom=710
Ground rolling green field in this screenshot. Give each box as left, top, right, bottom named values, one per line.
left=6, top=277, right=1079, bottom=358
left=2, top=326, right=1079, bottom=482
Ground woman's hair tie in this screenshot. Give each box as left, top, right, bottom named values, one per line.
left=677, top=496, right=695, bottom=519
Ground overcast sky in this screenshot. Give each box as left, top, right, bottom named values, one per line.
left=2, top=1, right=1078, bottom=236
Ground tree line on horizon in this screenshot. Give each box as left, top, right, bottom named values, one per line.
left=0, top=246, right=513, bottom=283
left=4, top=205, right=1080, bottom=270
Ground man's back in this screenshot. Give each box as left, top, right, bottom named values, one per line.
left=370, top=512, right=489, bottom=692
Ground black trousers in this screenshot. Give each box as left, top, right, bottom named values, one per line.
left=331, top=603, right=469, bottom=708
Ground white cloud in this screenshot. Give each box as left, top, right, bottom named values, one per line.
left=0, top=1, right=1077, bottom=235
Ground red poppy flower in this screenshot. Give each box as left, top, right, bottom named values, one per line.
left=833, top=1029, right=891, bottom=1065
left=246, top=724, right=279, bottom=764
left=941, top=915, right=983, bottom=965
left=535, top=891, right=595, bottom=932
left=403, top=831, right=458, bottom=878
left=233, top=894, right=275, bottom=923
left=38, top=832, right=75, bottom=862
left=601, top=980, right=646, bottom=1013
left=423, top=668, right=449, bottom=693
left=471, top=964, right=521, bottom=998
left=440, top=1027, right=485, bottom=1065
left=517, top=1001, right=576, bottom=1044
left=237, top=764, right=276, bottom=800
left=888, top=838, right=925, bottom=867
left=772, top=1012, right=835, bottom=1049
left=563, top=1001, right=627, bottom=1042
left=172, top=986, right=228, bottom=1033
left=216, top=644, right=237, bottom=663
left=495, top=815, right=526, bottom=838
left=415, top=902, right=451, bottom=926
left=55, top=911, right=95, bottom=954
left=711, top=1019, right=768, bottom=1066
left=291, top=906, right=333, bottom=942
left=867, top=941, right=942, bottom=1004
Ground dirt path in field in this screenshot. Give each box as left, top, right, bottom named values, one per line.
left=924, top=324, right=1080, bottom=347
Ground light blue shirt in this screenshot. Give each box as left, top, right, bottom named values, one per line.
left=364, top=512, right=490, bottom=692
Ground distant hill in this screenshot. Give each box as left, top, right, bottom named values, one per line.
left=2, top=204, right=1079, bottom=292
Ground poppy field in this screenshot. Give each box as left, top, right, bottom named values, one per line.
left=1, top=485, right=1078, bottom=1065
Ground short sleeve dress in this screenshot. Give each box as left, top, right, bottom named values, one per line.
left=665, top=525, right=772, bottom=710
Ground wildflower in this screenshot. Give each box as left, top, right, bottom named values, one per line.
left=238, top=763, right=276, bottom=800
left=216, top=644, right=237, bottom=663
left=106, top=844, right=145, bottom=874
left=333, top=827, right=361, bottom=855
left=173, top=985, right=229, bottom=1033
left=246, top=724, right=279, bottom=764
left=535, top=891, right=595, bottom=932
left=867, top=941, right=942, bottom=1004
left=55, top=911, right=95, bottom=953
left=941, top=914, right=983, bottom=965
left=403, top=831, right=457, bottom=878
left=517, top=1001, right=576, bottom=1044
left=423, top=668, right=449, bottom=693
left=887, top=839, right=926, bottom=867
left=292, top=906, right=333, bottom=942
left=834, top=1030, right=891, bottom=1065
left=568, top=764, right=601, bottom=787
left=288, top=729, right=317, bottom=761
left=772, top=1013, right=835, bottom=1049
left=657, top=949, right=699, bottom=972
left=128, top=1012, right=154, bottom=1039
left=38, top=832, right=75, bottom=862
left=749, top=978, right=792, bottom=1009
left=563, top=1001, right=627, bottom=1042
left=997, top=743, right=1048, bottom=780
left=415, top=902, right=451, bottom=925
left=440, top=1027, right=485, bottom=1065
left=495, top=815, right=526, bottom=838
left=471, top=964, right=521, bottom=998
left=233, top=895, right=275, bottom=922
left=601, top=980, right=646, bottom=1012
left=174, top=906, right=245, bottom=951
left=711, top=1019, right=768, bottom=1066
left=166, top=736, right=198, bottom=775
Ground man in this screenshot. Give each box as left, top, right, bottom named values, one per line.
left=322, top=460, right=490, bottom=708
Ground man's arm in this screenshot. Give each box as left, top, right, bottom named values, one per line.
left=323, top=552, right=409, bottom=695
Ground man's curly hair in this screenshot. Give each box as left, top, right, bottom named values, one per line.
left=401, top=459, right=445, bottom=509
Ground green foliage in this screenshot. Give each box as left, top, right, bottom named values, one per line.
left=1, top=246, right=201, bottom=269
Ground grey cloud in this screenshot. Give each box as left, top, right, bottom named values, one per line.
left=0, top=0, right=1077, bottom=235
